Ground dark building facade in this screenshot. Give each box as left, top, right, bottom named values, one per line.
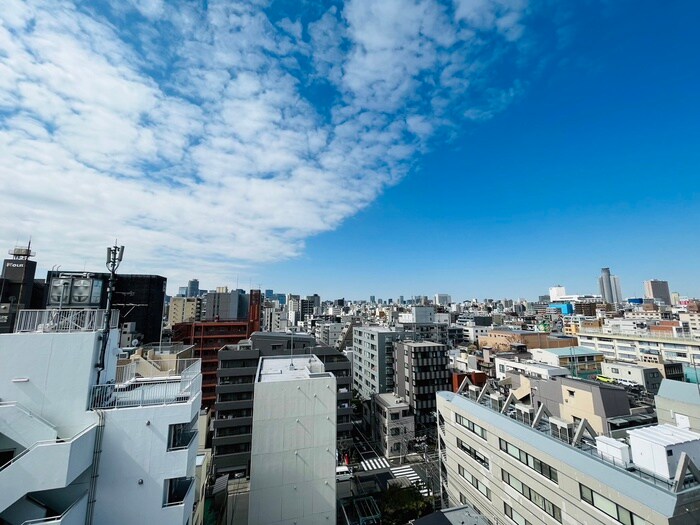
left=0, top=247, right=45, bottom=333
left=44, top=271, right=166, bottom=344
left=395, top=340, right=450, bottom=429
left=213, top=331, right=351, bottom=476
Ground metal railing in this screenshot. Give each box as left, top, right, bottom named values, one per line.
left=14, top=309, right=119, bottom=333
left=0, top=401, right=57, bottom=433
left=90, top=361, right=201, bottom=410
left=466, top=390, right=699, bottom=493
left=115, top=358, right=201, bottom=383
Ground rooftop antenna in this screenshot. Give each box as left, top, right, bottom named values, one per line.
left=96, top=242, right=124, bottom=384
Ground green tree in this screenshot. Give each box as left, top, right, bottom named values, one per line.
left=378, top=485, right=431, bottom=525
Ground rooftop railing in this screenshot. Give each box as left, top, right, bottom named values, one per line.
left=14, top=309, right=119, bottom=333
left=115, top=358, right=201, bottom=383
left=90, top=360, right=201, bottom=410
left=462, top=386, right=700, bottom=494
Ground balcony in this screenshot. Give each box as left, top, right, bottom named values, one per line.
left=90, top=361, right=201, bottom=410
left=18, top=491, right=88, bottom=525
left=0, top=424, right=96, bottom=512
left=14, top=309, right=119, bottom=333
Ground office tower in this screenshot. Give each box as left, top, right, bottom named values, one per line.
left=264, top=289, right=274, bottom=300
left=203, top=288, right=249, bottom=320
left=187, top=278, right=199, bottom=298
left=435, top=294, right=451, bottom=306
left=437, top=387, right=700, bottom=525
left=394, top=341, right=450, bottom=428
left=248, top=355, right=336, bottom=525
left=0, top=306, right=203, bottom=524
left=644, top=279, right=672, bottom=305
left=549, top=285, right=566, bottom=302
left=370, top=295, right=376, bottom=304
left=598, top=267, right=622, bottom=304
left=0, top=245, right=45, bottom=332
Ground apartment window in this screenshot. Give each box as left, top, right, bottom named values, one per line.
left=457, top=438, right=489, bottom=469
left=499, top=439, right=558, bottom=483
left=459, top=492, right=468, bottom=505
left=458, top=464, right=491, bottom=500
left=580, top=484, right=647, bottom=525
left=502, top=469, right=561, bottom=522
left=455, top=413, right=487, bottom=440
left=504, top=503, right=532, bottom=525
left=163, top=477, right=194, bottom=507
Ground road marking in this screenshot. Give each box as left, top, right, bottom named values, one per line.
left=390, top=466, right=432, bottom=496
left=361, top=457, right=390, bottom=471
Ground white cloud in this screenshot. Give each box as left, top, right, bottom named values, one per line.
left=0, top=0, right=534, bottom=290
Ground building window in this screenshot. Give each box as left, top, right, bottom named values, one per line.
left=580, top=484, right=646, bottom=525
left=457, top=438, right=489, bottom=469
left=504, top=503, right=532, bottom=525
left=502, top=469, right=561, bottom=522
left=499, top=439, right=558, bottom=483
left=458, top=464, right=491, bottom=500
left=455, top=413, right=487, bottom=440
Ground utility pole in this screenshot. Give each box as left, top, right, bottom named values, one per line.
left=96, top=244, right=124, bottom=384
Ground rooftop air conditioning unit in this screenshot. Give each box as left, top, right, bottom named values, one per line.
left=515, top=404, right=536, bottom=425
left=549, top=417, right=575, bottom=444
left=489, top=393, right=505, bottom=412
left=468, top=385, right=481, bottom=400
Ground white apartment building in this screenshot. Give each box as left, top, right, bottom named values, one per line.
left=493, top=357, right=569, bottom=380
left=0, top=309, right=202, bottom=525
left=352, top=326, right=406, bottom=400
left=578, top=329, right=700, bottom=367
left=248, top=355, right=336, bottom=525
left=373, top=393, right=414, bottom=459
left=437, top=385, right=700, bottom=525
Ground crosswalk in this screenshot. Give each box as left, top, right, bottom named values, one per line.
left=360, top=457, right=390, bottom=471
left=390, top=466, right=431, bottom=496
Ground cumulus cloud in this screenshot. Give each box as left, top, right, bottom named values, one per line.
left=0, top=0, right=536, bottom=288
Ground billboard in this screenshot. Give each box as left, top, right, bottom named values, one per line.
left=48, top=276, right=104, bottom=307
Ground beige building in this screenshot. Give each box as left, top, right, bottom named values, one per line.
left=437, top=388, right=700, bottom=525
left=479, top=328, right=577, bottom=352
left=373, top=393, right=414, bottom=459
left=168, top=296, right=202, bottom=327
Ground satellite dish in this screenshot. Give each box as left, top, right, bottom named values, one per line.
left=132, top=339, right=140, bottom=347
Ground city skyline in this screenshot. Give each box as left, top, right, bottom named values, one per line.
left=2, top=2, right=699, bottom=300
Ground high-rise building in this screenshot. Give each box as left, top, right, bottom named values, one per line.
left=435, top=294, right=451, bottom=306
left=0, top=245, right=45, bottom=332
left=352, top=326, right=406, bottom=400
left=394, top=340, right=450, bottom=428
left=598, top=267, right=622, bottom=304
left=248, top=355, right=336, bottom=525
left=644, top=279, right=672, bottom=305
left=187, top=278, right=199, bottom=298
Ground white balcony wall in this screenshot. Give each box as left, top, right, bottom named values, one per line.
left=0, top=424, right=96, bottom=512
left=0, top=330, right=120, bottom=437
left=0, top=402, right=57, bottom=449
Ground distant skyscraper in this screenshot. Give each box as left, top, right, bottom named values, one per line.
left=264, top=289, right=274, bottom=299
left=370, top=295, right=376, bottom=304
left=549, top=285, right=566, bottom=302
left=598, top=268, right=622, bottom=304
left=644, top=279, right=672, bottom=305
left=187, top=278, right=199, bottom=297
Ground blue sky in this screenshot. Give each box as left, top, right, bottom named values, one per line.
left=1, top=1, right=699, bottom=301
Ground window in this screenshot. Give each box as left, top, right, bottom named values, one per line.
left=502, top=469, right=561, bottom=522
left=457, top=438, right=489, bottom=469
left=390, top=412, right=400, bottom=420
left=499, top=439, right=558, bottom=483
left=504, top=503, right=531, bottom=525
left=458, top=464, right=490, bottom=500
left=580, top=484, right=647, bottom=525
left=455, top=413, right=487, bottom=440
